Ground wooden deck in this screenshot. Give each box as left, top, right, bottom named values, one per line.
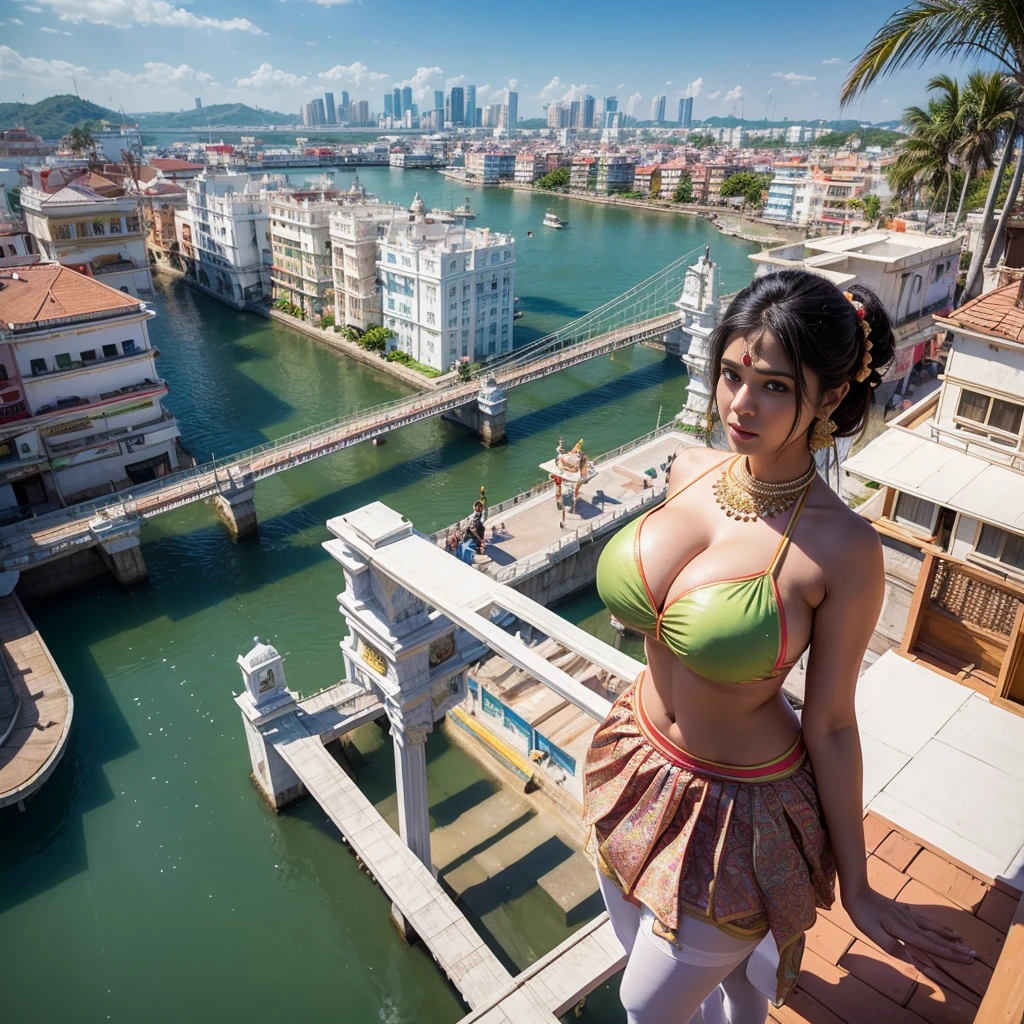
left=0, top=593, right=73, bottom=809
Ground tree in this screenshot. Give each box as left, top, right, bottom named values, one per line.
left=720, top=172, right=771, bottom=208
left=862, top=193, right=883, bottom=224
left=841, top=0, right=1024, bottom=298
left=64, top=123, right=96, bottom=158
left=672, top=174, right=694, bottom=203
left=536, top=167, right=570, bottom=190
left=358, top=326, right=394, bottom=353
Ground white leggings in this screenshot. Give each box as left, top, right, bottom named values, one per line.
left=597, top=865, right=770, bottom=1024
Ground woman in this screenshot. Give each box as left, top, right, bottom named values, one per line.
left=584, top=270, right=974, bottom=1023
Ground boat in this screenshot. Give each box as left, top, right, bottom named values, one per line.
left=453, top=197, right=477, bottom=220
left=543, top=210, right=566, bottom=229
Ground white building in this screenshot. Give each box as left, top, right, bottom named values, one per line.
left=180, top=172, right=271, bottom=309
left=268, top=191, right=336, bottom=318
left=763, top=161, right=815, bottom=225
left=0, top=263, right=180, bottom=512
left=377, top=201, right=515, bottom=371
left=20, top=180, right=153, bottom=297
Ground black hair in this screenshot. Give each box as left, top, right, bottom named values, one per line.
left=706, top=268, right=895, bottom=443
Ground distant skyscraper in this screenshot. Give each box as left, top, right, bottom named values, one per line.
left=341, top=91, right=349, bottom=113
left=582, top=95, right=596, bottom=128
left=569, top=100, right=581, bottom=128
left=401, top=86, right=413, bottom=118
left=681, top=96, right=693, bottom=128
left=355, top=100, right=369, bottom=124
left=547, top=102, right=565, bottom=128
left=393, top=87, right=403, bottom=118
left=195, top=97, right=202, bottom=111
left=449, top=86, right=465, bottom=125
left=313, top=98, right=326, bottom=124
left=603, top=96, right=618, bottom=128
left=434, top=90, right=445, bottom=112
left=465, top=85, right=476, bottom=127
left=384, top=94, right=393, bottom=118
left=302, top=102, right=315, bottom=126
left=651, top=94, right=667, bottom=123
left=325, top=92, right=336, bottom=124
left=504, top=90, right=517, bottom=131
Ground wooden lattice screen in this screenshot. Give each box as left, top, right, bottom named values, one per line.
left=930, top=560, right=1021, bottom=637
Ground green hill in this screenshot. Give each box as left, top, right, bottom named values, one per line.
left=0, top=94, right=124, bottom=140
left=134, top=104, right=299, bottom=129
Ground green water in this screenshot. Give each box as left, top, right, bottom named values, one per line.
left=0, top=177, right=755, bottom=1023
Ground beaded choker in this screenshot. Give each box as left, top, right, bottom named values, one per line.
left=713, top=457, right=816, bottom=523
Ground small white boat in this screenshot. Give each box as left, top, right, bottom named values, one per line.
left=543, top=209, right=566, bottom=229
left=453, top=197, right=477, bottom=219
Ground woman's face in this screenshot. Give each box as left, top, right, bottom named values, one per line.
left=716, top=331, right=823, bottom=457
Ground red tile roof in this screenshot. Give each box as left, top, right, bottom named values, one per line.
left=151, top=158, right=205, bottom=172
left=0, top=264, right=141, bottom=328
left=936, top=282, right=1024, bottom=344
left=769, top=811, right=1019, bottom=1024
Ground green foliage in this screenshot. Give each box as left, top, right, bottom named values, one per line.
left=814, top=127, right=905, bottom=148
left=135, top=103, right=298, bottom=130
left=338, top=325, right=361, bottom=341
left=671, top=174, right=695, bottom=203
left=320, top=313, right=335, bottom=329
left=517, top=118, right=548, bottom=129
left=384, top=349, right=441, bottom=377
left=457, top=359, right=472, bottom=382
left=357, top=326, right=395, bottom=353
left=687, top=133, right=718, bottom=148
left=536, top=167, right=570, bottom=190
left=861, top=193, right=883, bottom=223
left=0, top=94, right=122, bottom=141
left=617, top=190, right=646, bottom=199
left=720, top=172, right=772, bottom=207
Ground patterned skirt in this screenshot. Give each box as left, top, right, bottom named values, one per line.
left=583, top=676, right=836, bottom=1006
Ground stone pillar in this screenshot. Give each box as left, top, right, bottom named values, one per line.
left=211, top=466, right=257, bottom=539
left=476, top=374, right=507, bottom=447
left=674, top=246, right=722, bottom=438
left=92, top=516, right=148, bottom=587
left=388, top=698, right=434, bottom=873
left=234, top=638, right=302, bottom=810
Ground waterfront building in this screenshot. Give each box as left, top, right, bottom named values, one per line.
left=179, top=172, right=271, bottom=309
left=843, top=278, right=1024, bottom=712
left=595, top=155, right=635, bottom=194
left=679, top=97, right=693, bottom=128
left=651, top=95, right=667, bottom=124
left=514, top=153, right=546, bottom=184
left=763, top=159, right=814, bottom=225
left=569, top=156, right=598, bottom=192
left=268, top=192, right=339, bottom=319
left=547, top=103, right=567, bottom=129
left=0, top=128, right=53, bottom=160
left=633, top=165, right=663, bottom=198
left=19, top=180, right=153, bottom=297
left=450, top=87, right=465, bottom=126
left=0, top=263, right=181, bottom=512
left=377, top=206, right=515, bottom=371
left=325, top=92, right=336, bottom=125
left=329, top=196, right=398, bottom=332
left=657, top=159, right=690, bottom=200
left=466, top=86, right=477, bottom=128
left=463, top=152, right=515, bottom=184
left=705, top=161, right=744, bottom=203
left=750, top=230, right=964, bottom=401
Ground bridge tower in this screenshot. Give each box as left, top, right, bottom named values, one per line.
left=676, top=246, right=722, bottom=438
left=323, top=502, right=485, bottom=922
left=441, top=373, right=508, bottom=446
left=210, top=465, right=258, bottom=539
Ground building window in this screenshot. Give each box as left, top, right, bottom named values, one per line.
left=123, top=339, right=137, bottom=354
left=55, top=223, right=72, bottom=240
left=92, top=220, right=106, bottom=235
left=955, top=388, right=1024, bottom=444
left=893, top=492, right=939, bottom=536
left=80, top=349, right=97, bottom=362
left=386, top=253, right=396, bottom=263
left=975, top=524, right=1024, bottom=573
left=54, top=353, right=72, bottom=370
left=0, top=365, right=6, bottom=381
left=30, top=358, right=47, bottom=375
left=102, top=343, right=119, bottom=358
left=109, top=218, right=122, bottom=234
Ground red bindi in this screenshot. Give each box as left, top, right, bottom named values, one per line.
left=742, top=352, right=752, bottom=367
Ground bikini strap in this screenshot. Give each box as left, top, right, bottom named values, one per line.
left=768, top=482, right=812, bottom=576
left=665, top=452, right=734, bottom=504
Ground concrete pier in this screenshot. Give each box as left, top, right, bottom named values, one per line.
left=92, top=517, right=148, bottom=587
left=211, top=467, right=258, bottom=539
left=442, top=374, right=508, bottom=446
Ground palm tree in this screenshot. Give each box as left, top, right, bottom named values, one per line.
left=888, top=93, right=957, bottom=227
left=950, top=70, right=1019, bottom=228
left=862, top=193, right=883, bottom=224
left=841, top=0, right=1024, bottom=297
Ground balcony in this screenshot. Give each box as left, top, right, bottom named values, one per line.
left=25, top=346, right=156, bottom=381
left=32, top=378, right=168, bottom=419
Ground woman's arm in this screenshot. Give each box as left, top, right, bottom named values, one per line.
left=801, top=519, right=973, bottom=972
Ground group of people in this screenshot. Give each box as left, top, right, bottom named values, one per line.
left=445, top=486, right=505, bottom=564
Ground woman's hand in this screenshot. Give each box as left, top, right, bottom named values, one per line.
left=843, top=887, right=975, bottom=973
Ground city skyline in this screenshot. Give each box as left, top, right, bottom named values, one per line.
left=0, top=0, right=985, bottom=121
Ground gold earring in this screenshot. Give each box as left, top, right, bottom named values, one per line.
left=809, top=416, right=836, bottom=452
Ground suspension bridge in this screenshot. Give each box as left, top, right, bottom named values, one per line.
left=2, top=247, right=713, bottom=581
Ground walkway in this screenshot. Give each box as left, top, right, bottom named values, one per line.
left=0, top=594, right=74, bottom=809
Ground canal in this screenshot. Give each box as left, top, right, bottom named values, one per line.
left=0, top=175, right=757, bottom=1023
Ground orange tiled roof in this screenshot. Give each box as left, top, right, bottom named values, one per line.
left=936, top=281, right=1024, bottom=344
left=150, top=158, right=205, bottom=172
left=770, top=811, right=1018, bottom=1024
left=0, top=264, right=141, bottom=328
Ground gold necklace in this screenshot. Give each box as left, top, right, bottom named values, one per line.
left=712, top=456, right=816, bottom=523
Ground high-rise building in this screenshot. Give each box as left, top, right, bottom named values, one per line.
left=569, top=100, right=581, bottom=128
left=582, top=95, right=596, bottom=129
left=679, top=96, right=693, bottom=128
left=384, top=94, right=393, bottom=119
left=547, top=102, right=566, bottom=128
left=434, top=90, right=445, bottom=112
left=195, top=97, right=202, bottom=111
left=401, top=86, right=413, bottom=119
left=603, top=96, right=618, bottom=127
left=303, top=102, right=316, bottom=126
left=501, top=90, right=518, bottom=133
left=312, top=98, right=326, bottom=125
left=341, top=91, right=350, bottom=118
left=465, top=85, right=476, bottom=127
left=393, top=87, right=402, bottom=118
left=355, top=100, right=369, bottom=125
left=449, top=86, right=465, bottom=125
left=325, top=92, right=336, bottom=124
left=651, top=95, right=667, bottom=123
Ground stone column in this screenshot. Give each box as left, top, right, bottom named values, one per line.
left=674, top=247, right=722, bottom=437
left=92, top=517, right=148, bottom=587
left=388, top=697, right=434, bottom=873
left=210, top=466, right=257, bottom=539
left=475, top=374, right=507, bottom=447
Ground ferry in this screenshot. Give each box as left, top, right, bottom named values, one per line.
left=543, top=209, right=566, bottom=229
left=453, top=197, right=477, bottom=220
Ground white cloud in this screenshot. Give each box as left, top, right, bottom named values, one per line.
left=0, top=45, right=88, bottom=82
left=771, top=72, right=816, bottom=84
left=560, top=82, right=596, bottom=102
left=10, top=16, right=23, bottom=22
left=318, top=62, right=388, bottom=87
left=26, top=0, right=265, bottom=33
left=539, top=76, right=563, bottom=101
left=822, top=57, right=842, bottom=65
left=445, top=74, right=465, bottom=89
left=307, top=0, right=352, bottom=5
left=40, top=24, right=58, bottom=31
left=508, top=78, right=518, bottom=91
left=100, top=61, right=216, bottom=87
left=707, top=89, right=721, bottom=100
left=22, top=4, right=44, bottom=10
left=722, top=85, right=744, bottom=104
left=665, top=80, right=673, bottom=86
left=395, top=65, right=442, bottom=103
left=683, top=77, right=703, bottom=99
left=236, top=63, right=306, bottom=89
left=625, top=91, right=642, bottom=116
left=615, top=83, right=624, bottom=91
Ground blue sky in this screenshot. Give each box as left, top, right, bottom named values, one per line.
left=0, top=0, right=978, bottom=122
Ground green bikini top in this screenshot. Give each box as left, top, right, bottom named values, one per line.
left=596, top=455, right=810, bottom=684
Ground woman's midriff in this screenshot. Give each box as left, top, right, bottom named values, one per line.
left=640, top=643, right=802, bottom=767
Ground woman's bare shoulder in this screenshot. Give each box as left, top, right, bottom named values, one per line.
left=806, top=484, right=882, bottom=579
left=667, top=444, right=729, bottom=484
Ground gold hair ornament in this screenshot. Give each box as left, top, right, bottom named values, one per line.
left=843, top=291, right=874, bottom=383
